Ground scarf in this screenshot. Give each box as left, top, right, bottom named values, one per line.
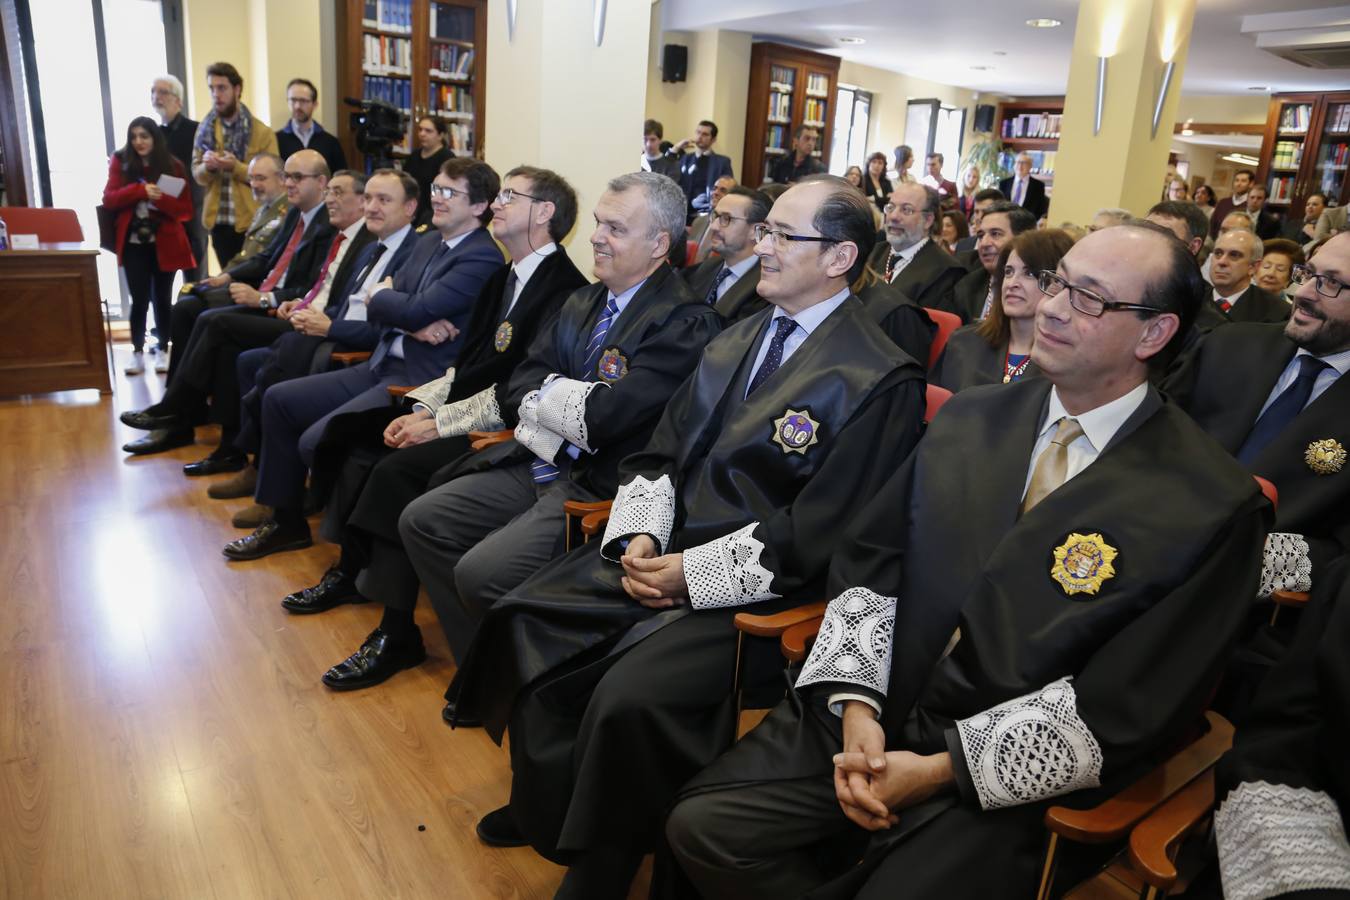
left=194, top=102, right=254, bottom=160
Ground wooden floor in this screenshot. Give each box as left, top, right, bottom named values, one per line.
left=0, top=345, right=615, bottom=899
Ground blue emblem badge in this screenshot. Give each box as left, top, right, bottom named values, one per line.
left=494, top=321, right=513, bottom=352
left=597, top=347, right=628, bottom=383
left=771, top=408, right=820, bottom=455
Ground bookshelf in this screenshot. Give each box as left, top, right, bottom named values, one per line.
left=1257, top=91, right=1350, bottom=219
left=995, top=99, right=1064, bottom=197
left=743, top=42, right=840, bottom=187
left=339, top=0, right=487, bottom=167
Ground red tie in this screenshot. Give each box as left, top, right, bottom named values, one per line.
left=1217, top=298, right=1232, bottom=313
left=294, top=232, right=347, bottom=311
left=259, top=218, right=306, bottom=292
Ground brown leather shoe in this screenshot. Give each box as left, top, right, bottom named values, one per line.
left=208, top=464, right=258, bottom=499
left=231, top=503, right=272, bottom=529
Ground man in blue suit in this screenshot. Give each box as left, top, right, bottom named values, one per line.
left=674, top=120, right=734, bottom=223
left=224, top=158, right=505, bottom=560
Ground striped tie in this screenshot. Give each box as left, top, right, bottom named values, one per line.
left=532, top=295, right=622, bottom=483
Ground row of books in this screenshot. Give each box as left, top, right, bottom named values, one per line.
left=1319, top=142, right=1349, bottom=168
left=430, top=4, right=475, bottom=41
left=429, top=84, right=474, bottom=116
left=802, top=97, right=827, bottom=125
left=362, top=0, right=413, bottom=34
left=431, top=43, right=474, bottom=79
left=769, top=65, right=795, bottom=88
left=1271, top=140, right=1305, bottom=169
left=362, top=76, right=412, bottom=113
left=363, top=34, right=412, bottom=75
left=1279, top=103, right=1312, bottom=134
left=445, top=122, right=474, bottom=153
left=1325, top=104, right=1350, bottom=134
left=765, top=124, right=790, bottom=150
left=1268, top=175, right=1296, bottom=203
left=805, top=73, right=829, bottom=97
left=997, top=150, right=1056, bottom=176
left=1002, top=112, right=1061, bottom=140
left=767, top=91, right=791, bottom=121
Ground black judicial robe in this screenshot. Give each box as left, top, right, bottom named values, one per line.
left=685, top=380, right=1269, bottom=895
left=854, top=281, right=935, bottom=371
left=943, top=265, right=992, bottom=323
left=450, top=296, right=926, bottom=859
left=433, top=263, right=722, bottom=500
left=1213, top=556, right=1350, bottom=900
left=682, top=256, right=767, bottom=323
left=1227, top=283, right=1292, bottom=325
left=864, top=239, right=965, bottom=312
left=1163, top=322, right=1350, bottom=575
left=930, top=324, right=1041, bottom=392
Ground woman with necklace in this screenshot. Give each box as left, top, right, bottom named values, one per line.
left=931, top=228, right=1074, bottom=392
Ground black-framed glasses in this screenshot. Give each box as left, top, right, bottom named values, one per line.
left=1037, top=271, right=1161, bottom=318
left=283, top=171, right=324, bottom=183
left=430, top=184, right=467, bottom=200
left=752, top=223, right=836, bottom=249
left=1291, top=264, right=1347, bottom=299
left=495, top=188, right=541, bottom=206
left=712, top=212, right=748, bottom=227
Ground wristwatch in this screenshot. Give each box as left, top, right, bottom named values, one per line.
left=259, top=293, right=275, bottom=311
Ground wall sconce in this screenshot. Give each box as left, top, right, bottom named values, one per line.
left=1151, top=60, right=1176, bottom=138
left=594, top=0, right=607, bottom=47
left=1094, top=56, right=1108, bottom=135
left=507, top=0, right=517, bottom=42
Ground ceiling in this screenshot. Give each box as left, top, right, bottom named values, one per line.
left=662, top=0, right=1350, bottom=97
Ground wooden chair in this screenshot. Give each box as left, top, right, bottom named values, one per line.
left=922, top=307, right=962, bottom=370
left=329, top=350, right=372, bottom=366
left=0, top=206, right=83, bottom=242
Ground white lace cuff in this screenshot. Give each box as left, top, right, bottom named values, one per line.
left=406, top=366, right=456, bottom=408
left=1258, top=532, right=1312, bottom=597
left=536, top=375, right=607, bottom=454
left=955, top=677, right=1103, bottom=810
left=601, top=474, right=676, bottom=556
left=513, top=389, right=565, bottom=464
left=1216, top=781, right=1350, bottom=900
left=434, top=385, right=503, bottom=439
left=684, top=523, right=780, bottom=609
left=795, top=588, right=895, bottom=697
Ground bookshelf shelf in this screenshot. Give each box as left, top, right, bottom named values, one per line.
left=1258, top=93, right=1350, bottom=219
left=743, top=42, right=840, bottom=185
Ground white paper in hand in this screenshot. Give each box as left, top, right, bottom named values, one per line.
left=157, top=174, right=187, bottom=198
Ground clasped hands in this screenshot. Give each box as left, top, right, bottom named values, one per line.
left=383, top=409, right=439, bottom=449
left=833, top=702, right=954, bottom=832
left=619, top=534, right=689, bottom=610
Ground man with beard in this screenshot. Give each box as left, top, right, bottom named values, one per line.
left=683, top=186, right=770, bottom=322
left=863, top=182, right=964, bottom=310
left=946, top=200, right=1036, bottom=322
left=152, top=74, right=206, bottom=281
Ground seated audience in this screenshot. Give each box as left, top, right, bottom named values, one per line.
left=221, top=157, right=505, bottom=560
left=1255, top=237, right=1304, bottom=296
left=769, top=125, right=826, bottom=184
left=892, top=144, right=915, bottom=184
left=953, top=187, right=1004, bottom=255
left=1164, top=176, right=1189, bottom=202
left=1284, top=191, right=1325, bottom=246
left=1314, top=202, right=1347, bottom=243
left=1210, top=169, right=1255, bottom=240
left=689, top=175, right=737, bottom=263
left=957, top=164, right=980, bottom=219
left=684, top=186, right=770, bottom=322
left=1193, top=183, right=1216, bottom=220
left=275, top=77, right=346, bottom=174
left=843, top=165, right=863, bottom=189
left=1089, top=207, right=1133, bottom=231
left=931, top=228, right=1074, bottom=392
left=665, top=222, right=1271, bottom=900
left=1246, top=183, right=1282, bottom=241
left=673, top=120, right=734, bottom=222
left=1146, top=200, right=1231, bottom=342
left=102, top=116, right=195, bottom=375
left=921, top=152, right=958, bottom=206
left=863, top=151, right=892, bottom=213
left=1211, top=229, right=1292, bottom=324
left=403, top=116, right=454, bottom=224
left=999, top=152, right=1048, bottom=219
left=864, top=182, right=965, bottom=311
left=449, top=176, right=927, bottom=899
left=640, top=118, right=679, bottom=179
left=940, top=209, right=968, bottom=253
left=947, top=200, right=1037, bottom=321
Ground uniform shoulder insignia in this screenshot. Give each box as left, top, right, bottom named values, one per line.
left=1050, top=532, right=1118, bottom=597
left=1306, top=438, right=1346, bottom=475
left=771, top=408, right=820, bottom=455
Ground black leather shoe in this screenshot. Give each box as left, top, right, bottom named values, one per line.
left=281, top=566, right=367, bottom=614
left=222, top=519, right=312, bottom=561
left=123, top=427, right=194, bottom=455
left=441, top=699, right=483, bottom=729
left=183, top=452, right=247, bottom=476
left=120, top=408, right=184, bottom=430
left=476, top=806, right=527, bottom=848
left=321, top=628, right=426, bottom=691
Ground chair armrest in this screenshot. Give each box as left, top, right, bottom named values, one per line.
left=1127, top=769, right=1217, bottom=892
left=781, top=617, right=824, bottom=663
left=330, top=351, right=372, bottom=366
left=580, top=510, right=611, bottom=536
left=733, top=601, right=828, bottom=639
left=563, top=499, right=614, bottom=518
left=1043, top=711, right=1233, bottom=843
left=386, top=385, right=415, bottom=398
left=1272, top=589, right=1309, bottom=607
left=469, top=429, right=514, bottom=452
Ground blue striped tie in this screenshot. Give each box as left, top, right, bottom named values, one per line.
left=532, top=295, right=622, bottom=483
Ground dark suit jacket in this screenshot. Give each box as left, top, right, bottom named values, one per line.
left=999, top=175, right=1048, bottom=219
left=1209, top=195, right=1240, bottom=239
left=682, top=257, right=766, bottom=323
left=276, top=122, right=348, bottom=175
left=678, top=151, right=734, bottom=215
left=226, top=205, right=336, bottom=302
left=930, top=324, right=1040, bottom=393
left=366, top=227, right=506, bottom=383
left=1252, top=209, right=1281, bottom=241
left=1227, top=283, right=1291, bottom=324
left=865, top=239, right=966, bottom=312
left=1163, top=322, right=1350, bottom=573
left=325, top=226, right=421, bottom=350
left=941, top=266, right=992, bottom=323
left=855, top=281, right=934, bottom=369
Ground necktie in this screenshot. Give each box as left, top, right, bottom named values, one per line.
left=747, top=316, right=799, bottom=397
left=294, top=232, right=347, bottom=311
left=706, top=264, right=734, bottom=304
left=335, top=242, right=386, bottom=320
left=258, top=217, right=306, bottom=292
left=1216, top=297, right=1233, bottom=314
left=1021, top=417, right=1085, bottom=514
left=502, top=267, right=519, bottom=317
left=885, top=251, right=903, bottom=282
left=1236, top=355, right=1331, bottom=465
left=1015, top=179, right=1026, bottom=206
left=980, top=283, right=995, bottom=320
left=533, top=296, right=623, bottom=483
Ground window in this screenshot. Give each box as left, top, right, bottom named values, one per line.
left=830, top=85, right=871, bottom=175
left=905, top=99, right=966, bottom=183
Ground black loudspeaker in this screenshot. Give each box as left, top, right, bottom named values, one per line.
left=974, top=104, right=996, bottom=133
left=663, top=44, right=688, bottom=83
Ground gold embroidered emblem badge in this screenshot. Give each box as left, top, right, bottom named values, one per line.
left=1050, top=532, right=1118, bottom=597
left=494, top=321, right=513, bottom=352
left=1305, top=438, right=1346, bottom=476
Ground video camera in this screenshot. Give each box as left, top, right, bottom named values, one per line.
left=345, top=97, right=406, bottom=168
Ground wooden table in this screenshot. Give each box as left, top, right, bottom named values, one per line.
left=0, top=243, right=111, bottom=396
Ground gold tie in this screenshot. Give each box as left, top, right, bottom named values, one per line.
left=1021, top=417, right=1085, bottom=514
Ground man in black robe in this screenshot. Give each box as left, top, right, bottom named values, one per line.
left=1164, top=230, right=1350, bottom=589
left=665, top=222, right=1274, bottom=899
left=863, top=182, right=965, bottom=311
left=450, top=176, right=927, bottom=898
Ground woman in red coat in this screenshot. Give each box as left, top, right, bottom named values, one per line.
left=102, top=116, right=195, bottom=374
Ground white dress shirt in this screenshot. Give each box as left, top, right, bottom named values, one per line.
left=505, top=242, right=558, bottom=315
left=342, top=223, right=413, bottom=321
left=273, top=203, right=323, bottom=290
left=713, top=254, right=759, bottom=301
left=306, top=219, right=365, bottom=312
left=887, top=237, right=928, bottom=281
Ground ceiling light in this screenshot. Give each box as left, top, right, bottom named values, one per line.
left=1025, top=18, right=1062, bottom=28
left=837, top=36, right=865, bottom=44
left=1221, top=153, right=1260, bottom=166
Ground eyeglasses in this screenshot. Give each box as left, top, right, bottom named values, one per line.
left=752, top=223, right=835, bottom=249
left=430, top=184, right=467, bottom=201
left=1037, top=271, right=1161, bottom=318
left=322, top=187, right=357, bottom=198
left=882, top=203, right=922, bottom=216
left=494, top=188, right=540, bottom=206
left=1291, top=264, right=1347, bottom=299
left=712, top=212, right=748, bottom=227
left=283, top=172, right=323, bottom=183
